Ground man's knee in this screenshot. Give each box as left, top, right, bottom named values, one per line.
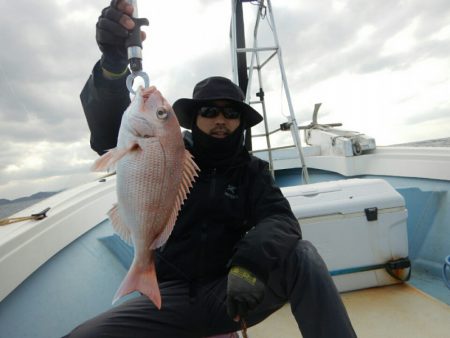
left=289, top=240, right=330, bottom=277
left=294, top=240, right=321, bottom=261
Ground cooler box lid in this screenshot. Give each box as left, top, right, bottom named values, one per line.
left=282, top=178, right=405, bottom=219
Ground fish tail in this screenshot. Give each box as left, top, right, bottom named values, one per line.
left=112, top=260, right=162, bottom=309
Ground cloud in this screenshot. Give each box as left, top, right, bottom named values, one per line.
left=405, top=105, right=450, bottom=126
left=0, top=0, right=99, bottom=123
left=0, top=139, right=96, bottom=183
left=0, top=0, right=449, bottom=199
left=0, top=0, right=101, bottom=199
left=273, top=0, right=450, bottom=91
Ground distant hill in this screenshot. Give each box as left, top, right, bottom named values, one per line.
left=391, top=137, right=450, bottom=147
left=0, top=191, right=58, bottom=206
left=0, top=191, right=59, bottom=219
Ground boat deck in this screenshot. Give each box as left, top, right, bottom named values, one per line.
left=248, top=283, right=450, bottom=337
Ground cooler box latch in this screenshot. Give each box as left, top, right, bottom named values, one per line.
left=365, top=207, right=378, bottom=221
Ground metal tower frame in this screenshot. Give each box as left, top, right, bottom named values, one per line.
left=230, top=0, right=310, bottom=183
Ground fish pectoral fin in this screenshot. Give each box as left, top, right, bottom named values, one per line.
left=91, top=143, right=141, bottom=172
left=91, top=148, right=117, bottom=172
left=112, top=259, right=161, bottom=309
left=108, top=204, right=132, bottom=245
left=151, top=150, right=200, bottom=249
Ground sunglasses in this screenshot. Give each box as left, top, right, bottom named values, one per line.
left=198, top=106, right=241, bottom=119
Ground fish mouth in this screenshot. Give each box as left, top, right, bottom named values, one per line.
left=140, top=86, right=168, bottom=113
left=141, top=86, right=159, bottom=106
left=141, top=86, right=158, bottom=98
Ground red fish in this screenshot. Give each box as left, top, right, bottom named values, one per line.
left=92, top=86, right=199, bottom=309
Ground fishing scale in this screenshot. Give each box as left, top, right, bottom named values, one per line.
left=125, top=0, right=149, bottom=94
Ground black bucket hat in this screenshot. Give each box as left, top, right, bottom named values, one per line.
left=173, top=76, right=263, bottom=129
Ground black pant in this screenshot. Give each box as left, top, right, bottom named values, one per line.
left=64, top=240, right=356, bottom=338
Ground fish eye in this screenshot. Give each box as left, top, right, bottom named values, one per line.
left=156, top=108, right=168, bottom=120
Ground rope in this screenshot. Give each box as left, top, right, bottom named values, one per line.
left=241, top=319, right=249, bottom=338
left=443, top=255, right=450, bottom=289
left=0, top=207, right=51, bottom=226
left=330, top=258, right=411, bottom=282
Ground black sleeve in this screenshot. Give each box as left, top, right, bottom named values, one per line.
left=80, top=61, right=131, bottom=155
left=231, top=159, right=302, bottom=283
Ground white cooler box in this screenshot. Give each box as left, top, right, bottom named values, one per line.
left=282, top=178, right=409, bottom=292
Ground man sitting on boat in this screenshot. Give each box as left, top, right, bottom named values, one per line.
left=64, top=1, right=356, bottom=337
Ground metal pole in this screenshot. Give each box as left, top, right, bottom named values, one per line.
left=235, top=0, right=253, bottom=150
left=265, top=0, right=309, bottom=183
left=231, top=0, right=309, bottom=182
left=249, top=2, right=274, bottom=174
left=230, top=0, right=238, bottom=84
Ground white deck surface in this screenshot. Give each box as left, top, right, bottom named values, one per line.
left=247, top=284, right=450, bottom=337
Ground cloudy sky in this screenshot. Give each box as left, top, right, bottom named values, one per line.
left=1, top=0, right=449, bottom=200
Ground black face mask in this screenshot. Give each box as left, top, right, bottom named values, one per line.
left=191, top=122, right=246, bottom=169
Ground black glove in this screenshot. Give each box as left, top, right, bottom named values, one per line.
left=96, top=1, right=134, bottom=74
left=227, top=266, right=265, bottom=321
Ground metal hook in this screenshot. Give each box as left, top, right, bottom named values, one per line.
left=126, top=71, right=150, bottom=95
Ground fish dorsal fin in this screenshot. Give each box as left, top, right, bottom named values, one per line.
left=151, top=150, right=199, bottom=249
left=108, top=203, right=132, bottom=245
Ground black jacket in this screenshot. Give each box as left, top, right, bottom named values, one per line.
left=81, top=62, right=302, bottom=284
